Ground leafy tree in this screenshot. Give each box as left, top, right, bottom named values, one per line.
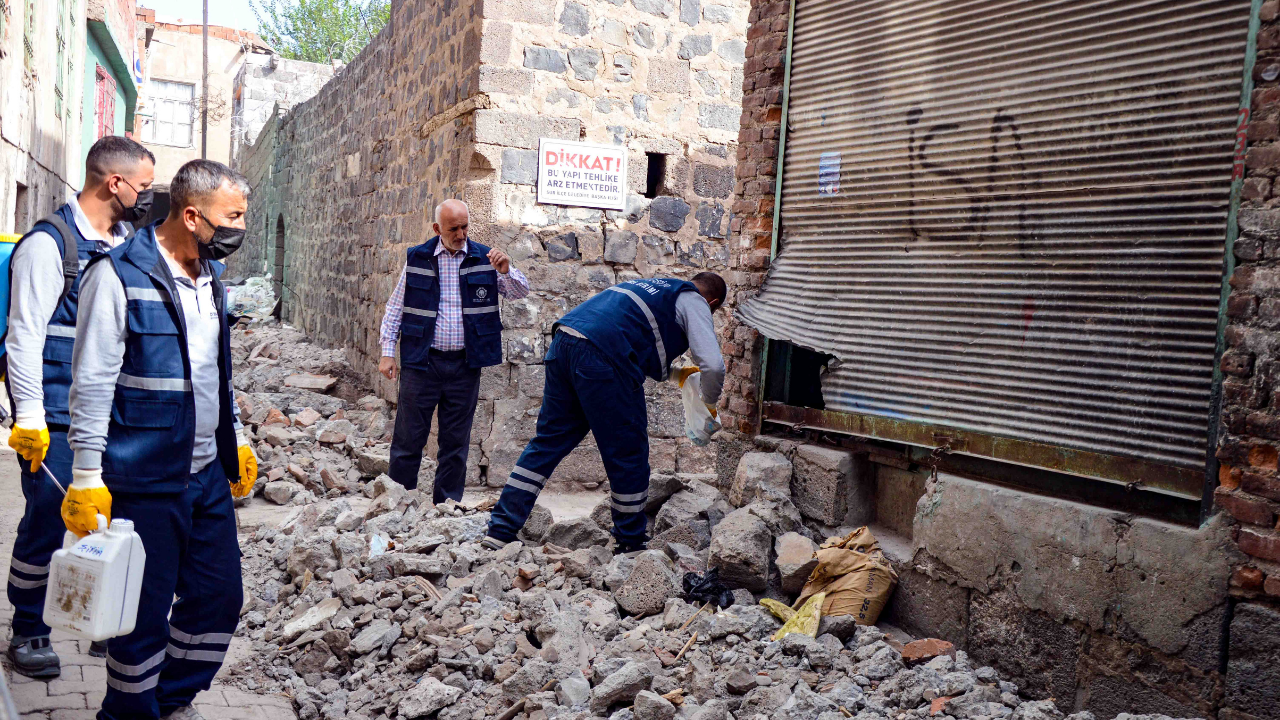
left=250, top=0, right=390, bottom=65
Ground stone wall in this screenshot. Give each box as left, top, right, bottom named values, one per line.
left=231, top=54, right=334, bottom=164
left=231, top=0, right=750, bottom=489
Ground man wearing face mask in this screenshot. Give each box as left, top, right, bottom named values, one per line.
left=3, top=136, right=154, bottom=678
left=67, top=159, right=256, bottom=720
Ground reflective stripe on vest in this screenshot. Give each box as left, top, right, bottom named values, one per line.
left=606, top=285, right=669, bottom=370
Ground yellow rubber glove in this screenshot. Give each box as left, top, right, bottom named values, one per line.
left=63, top=468, right=112, bottom=537
left=675, top=366, right=700, bottom=388
left=231, top=443, right=258, bottom=499
left=8, top=420, right=50, bottom=473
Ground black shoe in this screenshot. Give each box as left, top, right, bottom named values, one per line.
left=88, top=640, right=107, bottom=658
left=613, top=541, right=647, bottom=556
left=7, top=635, right=60, bottom=679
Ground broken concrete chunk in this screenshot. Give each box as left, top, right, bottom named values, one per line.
left=264, top=480, right=303, bottom=505
left=590, top=660, right=655, bottom=712
left=398, top=676, right=463, bottom=718
left=284, top=373, right=337, bottom=392
left=281, top=597, right=341, bottom=642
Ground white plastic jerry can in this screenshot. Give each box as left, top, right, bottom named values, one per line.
left=42, top=515, right=146, bottom=641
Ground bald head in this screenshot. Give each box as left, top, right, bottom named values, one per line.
left=434, top=199, right=470, bottom=252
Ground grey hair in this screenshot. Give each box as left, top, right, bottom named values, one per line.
left=168, top=159, right=251, bottom=217
left=434, top=199, right=469, bottom=224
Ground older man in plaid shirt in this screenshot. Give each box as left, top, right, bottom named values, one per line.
left=379, top=199, right=529, bottom=500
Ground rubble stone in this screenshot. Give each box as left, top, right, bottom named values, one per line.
left=730, top=451, right=792, bottom=506
left=264, top=480, right=303, bottom=504
left=634, top=690, right=677, bottom=720
left=521, top=504, right=556, bottom=543
left=774, top=531, right=818, bottom=594
left=590, top=661, right=655, bottom=712
left=399, top=677, right=463, bottom=718
left=616, top=550, right=679, bottom=617
left=708, top=507, right=770, bottom=591
left=545, top=516, right=611, bottom=549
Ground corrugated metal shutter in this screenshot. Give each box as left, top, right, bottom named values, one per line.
left=740, top=0, right=1254, bottom=497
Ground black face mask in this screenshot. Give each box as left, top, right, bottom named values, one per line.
left=115, top=178, right=153, bottom=224
left=195, top=211, right=246, bottom=260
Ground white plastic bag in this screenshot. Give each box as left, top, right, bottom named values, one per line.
left=681, top=371, right=722, bottom=446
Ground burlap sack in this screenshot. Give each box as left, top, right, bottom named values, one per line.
left=793, top=526, right=897, bottom=625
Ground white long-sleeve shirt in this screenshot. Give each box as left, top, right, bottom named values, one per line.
left=6, top=197, right=128, bottom=426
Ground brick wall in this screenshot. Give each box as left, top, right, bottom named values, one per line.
left=718, top=0, right=789, bottom=435
left=1214, top=0, right=1280, bottom=610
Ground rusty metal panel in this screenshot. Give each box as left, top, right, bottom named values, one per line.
left=739, top=0, right=1254, bottom=497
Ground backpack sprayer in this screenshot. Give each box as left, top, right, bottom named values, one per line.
left=0, top=400, right=145, bottom=641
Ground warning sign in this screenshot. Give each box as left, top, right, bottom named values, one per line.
left=537, top=139, right=628, bottom=211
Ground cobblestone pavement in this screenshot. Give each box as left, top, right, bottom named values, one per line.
left=0, top=431, right=296, bottom=720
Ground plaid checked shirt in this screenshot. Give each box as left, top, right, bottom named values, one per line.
left=380, top=241, right=530, bottom=356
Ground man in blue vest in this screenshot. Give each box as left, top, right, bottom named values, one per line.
left=66, top=159, right=258, bottom=720
left=484, top=273, right=727, bottom=553
left=378, top=199, right=529, bottom=502
left=4, top=136, right=154, bottom=678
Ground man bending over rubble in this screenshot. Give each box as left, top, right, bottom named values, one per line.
left=484, top=273, right=727, bottom=553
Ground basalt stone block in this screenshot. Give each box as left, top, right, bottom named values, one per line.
left=633, top=0, right=674, bottom=18
left=524, top=47, right=567, bottom=73
left=633, top=23, right=657, bottom=49
left=649, top=196, right=691, bottom=232
left=1226, top=603, right=1280, bottom=718
left=678, top=35, right=713, bottom=60
left=500, top=149, right=538, bottom=186
left=680, top=0, right=700, bottom=25
left=568, top=47, right=602, bottom=81
left=559, top=2, right=590, bottom=36
left=694, top=164, right=734, bottom=199
left=698, top=103, right=739, bottom=131
left=695, top=202, right=726, bottom=238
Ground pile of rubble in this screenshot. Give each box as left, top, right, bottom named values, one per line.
left=231, top=319, right=409, bottom=505
left=221, top=468, right=1201, bottom=720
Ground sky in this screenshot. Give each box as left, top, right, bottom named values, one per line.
left=139, top=0, right=261, bottom=33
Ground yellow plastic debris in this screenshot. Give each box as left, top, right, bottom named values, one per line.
left=770, top=591, right=826, bottom=641
left=759, top=598, right=795, bottom=623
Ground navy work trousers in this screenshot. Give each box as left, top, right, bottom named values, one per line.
left=6, top=427, right=73, bottom=639
left=388, top=349, right=481, bottom=503
left=99, top=460, right=242, bottom=720
left=487, top=332, right=650, bottom=545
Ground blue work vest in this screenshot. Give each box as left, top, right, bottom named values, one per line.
left=93, top=226, right=239, bottom=492
left=557, top=277, right=700, bottom=385
left=400, top=237, right=503, bottom=370
left=11, top=203, right=102, bottom=425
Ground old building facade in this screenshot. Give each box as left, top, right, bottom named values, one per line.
left=722, top=1, right=1280, bottom=718
left=231, top=0, right=750, bottom=488
left=0, top=0, right=138, bottom=233
left=133, top=13, right=274, bottom=184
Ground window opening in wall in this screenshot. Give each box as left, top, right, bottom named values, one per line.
left=94, top=65, right=117, bottom=139
left=142, top=79, right=196, bottom=147
left=644, top=152, right=667, bottom=199
left=14, top=183, right=30, bottom=233
left=763, top=339, right=831, bottom=410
